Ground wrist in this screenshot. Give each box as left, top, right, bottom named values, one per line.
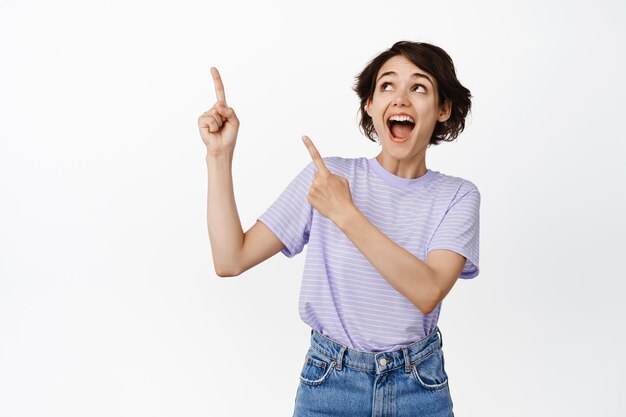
left=334, top=204, right=360, bottom=231
left=206, top=151, right=233, bottom=165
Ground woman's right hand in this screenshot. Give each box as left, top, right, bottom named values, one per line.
left=198, top=67, right=240, bottom=157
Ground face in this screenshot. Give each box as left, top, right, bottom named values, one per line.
left=366, top=55, right=451, bottom=159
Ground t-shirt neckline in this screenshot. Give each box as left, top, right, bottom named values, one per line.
left=367, top=157, right=436, bottom=188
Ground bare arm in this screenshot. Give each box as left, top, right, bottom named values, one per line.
left=205, top=153, right=243, bottom=276
left=205, top=154, right=285, bottom=276
left=237, top=221, right=285, bottom=276
left=200, top=68, right=285, bottom=277
left=301, top=137, right=465, bottom=315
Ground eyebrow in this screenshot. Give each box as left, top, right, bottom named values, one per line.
left=376, top=71, right=433, bottom=87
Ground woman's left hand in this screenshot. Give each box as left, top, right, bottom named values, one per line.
left=301, top=135, right=355, bottom=226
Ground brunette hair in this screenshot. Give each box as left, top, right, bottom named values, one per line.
left=353, top=40, right=472, bottom=145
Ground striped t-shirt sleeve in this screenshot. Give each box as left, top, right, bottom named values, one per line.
left=427, top=183, right=481, bottom=279
left=256, top=161, right=315, bottom=258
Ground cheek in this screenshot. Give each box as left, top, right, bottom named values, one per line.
left=369, top=102, right=384, bottom=117
left=371, top=112, right=385, bottom=128
left=412, top=103, right=437, bottom=121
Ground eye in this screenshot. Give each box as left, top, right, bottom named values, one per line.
left=380, top=81, right=427, bottom=93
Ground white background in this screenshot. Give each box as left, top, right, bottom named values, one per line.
left=1, top=0, right=625, bottom=416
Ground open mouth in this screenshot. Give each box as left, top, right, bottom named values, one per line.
left=386, top=117, right=415, bottom=142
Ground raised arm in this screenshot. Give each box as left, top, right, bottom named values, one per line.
left=198, top=67, right=285, bottom=277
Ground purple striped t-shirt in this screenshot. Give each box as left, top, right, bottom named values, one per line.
left=257, top=156, right=480, bottom=352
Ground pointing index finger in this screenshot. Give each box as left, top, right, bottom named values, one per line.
left=210, top=67, right=227, bottom=105
left=302, top=135, right=330, bottom=175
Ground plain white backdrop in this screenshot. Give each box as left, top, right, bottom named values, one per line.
left=1, top=0, right=625, bottom=416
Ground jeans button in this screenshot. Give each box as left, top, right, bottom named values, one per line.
left=378, top=358, right=387, bottom=366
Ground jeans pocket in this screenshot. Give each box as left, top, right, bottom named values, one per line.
left=299, top=346, right=336, bottom=386
left=410, top=347, right=449, bottom=390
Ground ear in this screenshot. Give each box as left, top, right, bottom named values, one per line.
left=366, top=98, right=371, bottom=116
left=437, top=99, right=452, bottom=123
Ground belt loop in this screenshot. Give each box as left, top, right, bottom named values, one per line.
left=437, top=327, right=443, bottom=348
left=336, top=346, right=346, bottom=371
left=402, top=346, right=411, bottom=373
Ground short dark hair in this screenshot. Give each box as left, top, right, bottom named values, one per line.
left=353, top=41, right=472, bottom=146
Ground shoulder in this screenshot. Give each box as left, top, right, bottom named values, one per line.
left=427, top=171, right=481, bottom=211
left=320, top=156, right=366, bottom=175
left=431, top=170, right=480, bottom=197
left=298, top=156, right=357, bottom=176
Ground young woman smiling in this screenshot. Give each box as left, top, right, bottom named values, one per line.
left=199, top=40, right=479, bottom=417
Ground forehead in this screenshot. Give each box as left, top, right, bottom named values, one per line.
left=376, top=55, right=435, bottom=87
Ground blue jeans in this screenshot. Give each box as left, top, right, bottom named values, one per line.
left=293, top=326, right=454, bottom=417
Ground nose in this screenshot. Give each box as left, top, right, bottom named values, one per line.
left=392, top=89, right=410, bottom=106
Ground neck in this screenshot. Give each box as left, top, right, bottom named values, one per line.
left=375, top=153, right=427, bottom=179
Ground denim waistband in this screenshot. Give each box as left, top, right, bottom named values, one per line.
left=309, top=327, right=443, bottom=375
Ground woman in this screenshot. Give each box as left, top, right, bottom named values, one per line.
left=199, top=40, right=479, bottom=416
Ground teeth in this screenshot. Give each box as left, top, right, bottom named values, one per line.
left=389, top=114, right=415, bottom=123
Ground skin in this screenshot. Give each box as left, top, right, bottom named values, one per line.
left=300, top=56, right=465, bottom=314
left=199, top=67, right=239, bottom=156
left=366, top=54, right=452, bottom=179
left=201, top=66, right=466, bottom=315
